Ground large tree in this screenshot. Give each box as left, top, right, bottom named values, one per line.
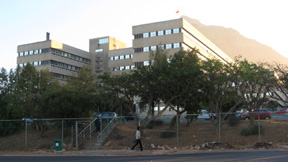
left=236, top=59, right=276, bottom=126
left=201, top=58, right=241, bottom=123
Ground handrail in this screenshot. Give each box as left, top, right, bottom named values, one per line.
left=77, top=118, right=96, bottom=147
left=77, top=117, right=126, bottom=149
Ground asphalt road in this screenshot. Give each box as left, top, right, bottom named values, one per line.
left=2, top=150, right=288, bottom=162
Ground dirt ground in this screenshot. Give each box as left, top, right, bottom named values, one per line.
left=101, top=120, right=288, bottom=151
left=1, top=119, right=288, bottom=151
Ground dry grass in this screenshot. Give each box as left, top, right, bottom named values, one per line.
left=101, top=120, right=288, bottom=150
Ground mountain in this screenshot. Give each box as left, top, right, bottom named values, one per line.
left=183, top=16, right=288, bottom=65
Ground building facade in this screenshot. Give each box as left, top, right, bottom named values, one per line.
left=17, top=38, right=91, bottom=82
left=17, top=17, right=233, bottom=80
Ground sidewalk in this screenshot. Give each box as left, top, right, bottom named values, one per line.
left=0, top=149, right=179, bottom=157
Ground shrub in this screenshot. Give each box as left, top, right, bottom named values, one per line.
left=240, top=128, right=252, bottom=136
left=228, top=115, right=240, bottom=126
left=240, top=125, right=264, bottom=136
left=160, top=131, right=176, bottom=138
left=0, top=121, right=22, bottom=137
left=147, top=119, right=164, bottom=129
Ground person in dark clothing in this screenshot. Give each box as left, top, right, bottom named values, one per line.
left=95, top=117, right=101, bottom=133
left=131, top=126, right=143, bottom=151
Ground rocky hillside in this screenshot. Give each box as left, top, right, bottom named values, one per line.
left=183, top=16, right=288, bottom=65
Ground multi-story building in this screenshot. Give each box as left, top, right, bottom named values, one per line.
left=132, top=17, right=233, bottom=68
left=89, top=36, right=127, bottom=74
left=17, top=34, right=91, bottom=82
left=17, top=17, right=233, bottom=80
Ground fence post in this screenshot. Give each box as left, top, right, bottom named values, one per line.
left=71, top=125, right=74, bottom=145
left=89, top=122, right=92, bottom=149
left=258, top=116, right=261, bottom=142
left=62, top=119, right=64, bottom=143
left=176, top=114, right=179, bottom=147
left=25, top=120, right=27, bottom=149
left=218, top=112, right=221, bottom=142
left=75, top=121, right=78, bottom=150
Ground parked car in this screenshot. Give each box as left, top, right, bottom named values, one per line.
left=197, top=110, right=211, bottom=120
left=273, top=108, right=287, bottom=114
left=22, top=118, right=34, bottom=123
left=94, top=112, right=117, bottom=119
left=240, top=109, right=271, bottom=120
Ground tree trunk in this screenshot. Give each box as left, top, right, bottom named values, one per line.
left=249, top=113, right=255, bottom=127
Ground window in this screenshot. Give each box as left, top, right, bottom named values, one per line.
left=24, top=51, right=28, bottom=56
left=167, top=58, right=171, bottom=63
left=130, top=54, right=133, bottom=58
left=166, top=44, right=172, bottom=49
left=125, top=54, right=130, bottom=59
left=29, top=50, right=33, bottom=55
left=151, top=46, right=156, bottom=51
left=99, top=38, right=109, bottom=44
left=19, top=52, right=23, bottom=57
left=158, top=30, right=164, bottom=36
left=144, top=61, right=150, bottom=66
left=42, top=48, right=50, bottom=53
left=115, top=56, right=119, bottom=60
left=143, top=32, right=149, bottom=38
left=120, top=66, right=125, bottom=70
left=143, top=47, right=149, bottom=52
left=95, top=49, right=103, bottom=52
left=34, top=49, right=38, bottom=54
left=110, top=57, right=114, bottom=61
left=120, top=55, right=124, bottom=60
left=173, top=28, right=180, bottom=34
left=150, top=31, right=156, bottom=37
left=131, top=65, right=135, bottom=69
left=134, top=48, right=143, bottom=53
left=134, top=34, right=143, bottom=39
left=39, top=49, right=42, bottom=53
left=125, top=66, right=130, bottom=70
left=165, top=29, right=171, bottom=35
left=173, top=43, right=180, bottom=48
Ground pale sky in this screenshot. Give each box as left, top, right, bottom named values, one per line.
left=1, top=0, right=287, bottom=71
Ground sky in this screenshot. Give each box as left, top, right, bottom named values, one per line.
left=1, top=0, right=288, bottom=71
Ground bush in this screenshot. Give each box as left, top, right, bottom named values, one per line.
left=228, top=115, right=240, bottom=126
left=240, top=125, right=264, bottom=136
left=240, top=127, right=252, bottom=136
left=160, top=131, right=176, bottom=138
left=147, top=119, right=164, bottom=129
left=0, top=121, right=23, bottom=137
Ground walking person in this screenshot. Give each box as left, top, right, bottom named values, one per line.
left=131, top=126, right=143, bottom=151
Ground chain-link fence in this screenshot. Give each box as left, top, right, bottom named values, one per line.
left=1, top=112, right=288, bottom=151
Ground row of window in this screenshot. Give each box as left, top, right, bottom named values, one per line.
left=18, top=60, right=81, bottom=73
left=134, top=28, right=181, bottom=39
left=109, top=65, right=135, bottom=72
left=50, top=60, right=81, bottom=72
left=109, top=54, right=133, bottom=61
left=52, top=73, right=68, bottom=81
left=134, top=43, right=181, bottom=53
left=18, top=48, right=50, bottom=57
left=51, top=49, right=91, bottom=64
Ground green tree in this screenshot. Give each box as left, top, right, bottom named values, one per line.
left=236, top=59, right=275, bottom=126
left=42, top=65, right=97, bottom=118
left=162, top=49, right=204, bottom=127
